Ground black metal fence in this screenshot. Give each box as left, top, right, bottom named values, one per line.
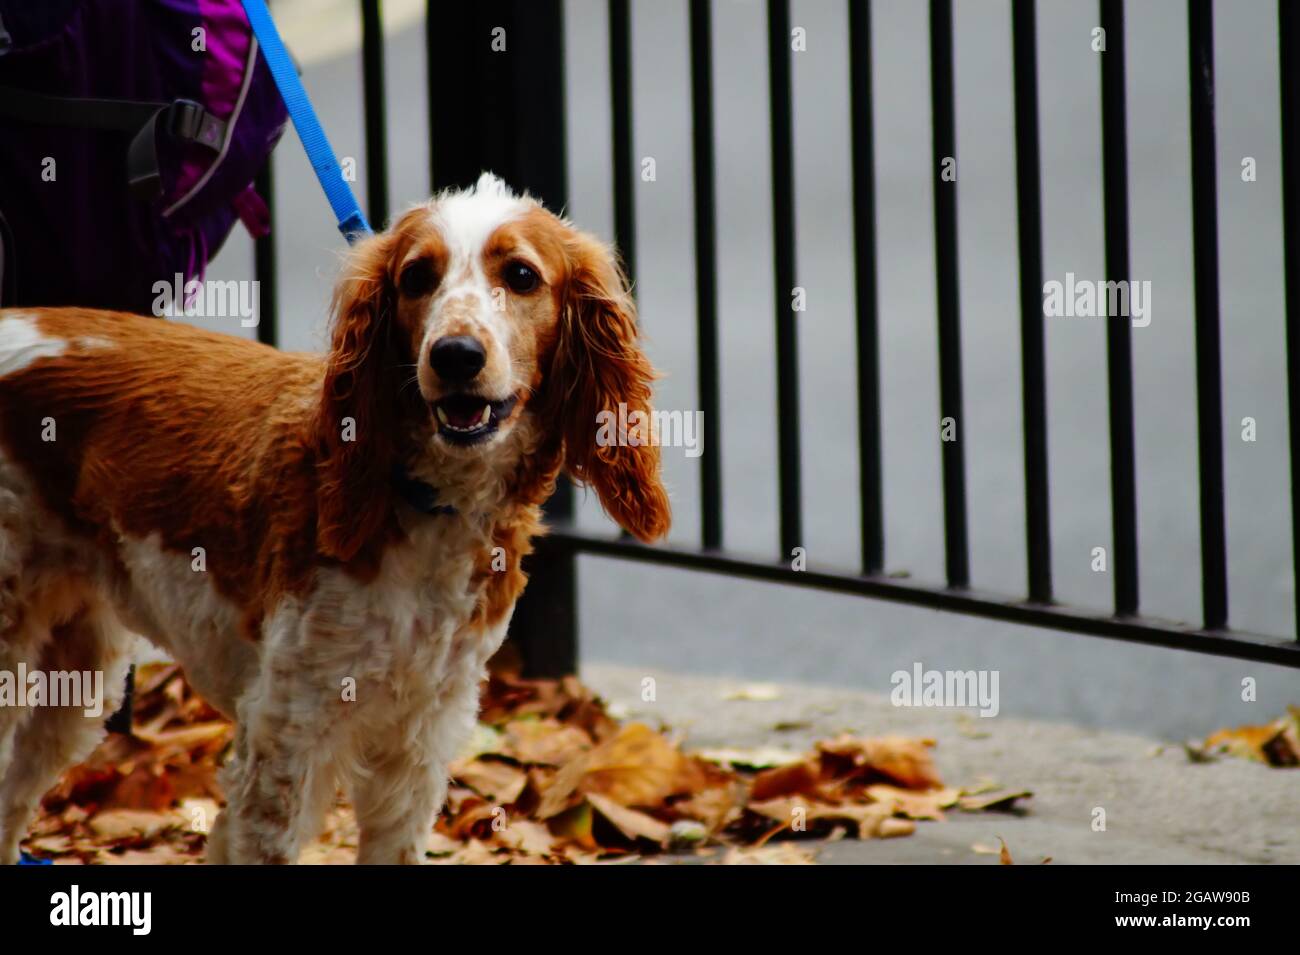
left=254, top=0, right=1300, bottom=674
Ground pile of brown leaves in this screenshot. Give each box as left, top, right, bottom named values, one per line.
left=25, top=662, right=1030, bottom=864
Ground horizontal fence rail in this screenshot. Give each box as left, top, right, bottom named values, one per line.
left=249, top=0, right=1300, bottom=675
left=549, top=529, right=1300, bottom=667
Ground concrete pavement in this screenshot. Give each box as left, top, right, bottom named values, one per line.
left=581, top=662, right=1300, bottom=864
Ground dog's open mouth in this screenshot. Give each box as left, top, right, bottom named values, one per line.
left=432, top=393, right=518, bottom=446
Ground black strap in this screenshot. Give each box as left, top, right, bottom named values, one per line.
left=392, top=466, right=457, bottom=516
left=0, top=87, right=166, bottom=131
left=0, top=88, right=226, bottom=201
left=123, top=106, right=179, bottom=202
left=0, top=210, right=15, bottom=308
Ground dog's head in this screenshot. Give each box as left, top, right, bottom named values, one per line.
left=316, top=173, right=671, bottom=559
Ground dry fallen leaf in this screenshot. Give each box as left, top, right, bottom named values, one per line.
left=957, top=789, right=1033, bottom=812
left=695, top=746, right=807, bottom=770
left=547, top=802, right=597, bottom=852
left=450, top=759, right=528, bottom=804
left=722, top=844, right=816, bottom=864
left=1196, top=707, right=1300, bottom=767
left=865, top=784, right=961, bottom=820
left=87, top=808, right=183, bottom=841
left=667, top=780, right=745, bottom=832
left=491, top=819, right=557, bottom=857
left=817, top=734, right=944, bottom=790
left=501, top=719, right=593, bottom=766
left=538, top=723, right=707, bottom=817
left=750, top=759, right=822, bottom=801
left=586, top=792, right=671, bottom=845
left=425, top=830, right=462, bottom=857
left=747, top=797, right=908, bottom=840
left=721, top=684, right=782, bottom=702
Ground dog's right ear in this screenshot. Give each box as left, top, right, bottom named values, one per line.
left=316, top=230, right=401, bottom=563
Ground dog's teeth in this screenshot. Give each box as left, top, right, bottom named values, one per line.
left=436, top=406, right=450, bottom=426
left=479, top=405, right=492, bottom=426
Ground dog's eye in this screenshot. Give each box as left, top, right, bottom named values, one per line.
left=504, top=261, right=540, bottom=294
left=399, top=259, right=438, bottom=298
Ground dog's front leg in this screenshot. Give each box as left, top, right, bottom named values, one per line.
left=352, top=678, right=481, bottom=864
left=216, top=709, right=311, bottom=864
left=214, top=614, right=342, bottom=865
left=210, top=707, right=338, bottom=865
left=350, top=746, right=444, bottom=865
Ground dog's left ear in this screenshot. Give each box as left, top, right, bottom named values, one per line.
left=316, top=230, right=401, bottom=562
left=550, top=229, right=671, bottom=542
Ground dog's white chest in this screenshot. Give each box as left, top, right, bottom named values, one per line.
left=309, top=518, right=510, bottom=710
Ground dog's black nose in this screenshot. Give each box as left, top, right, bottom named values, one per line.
left=429, top=335, right=486, bottom=382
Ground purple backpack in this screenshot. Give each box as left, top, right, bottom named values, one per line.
left=0, top=0, right=287, bottom=314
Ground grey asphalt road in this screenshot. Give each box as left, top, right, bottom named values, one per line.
left=205, top=0, right=1299, bottom=739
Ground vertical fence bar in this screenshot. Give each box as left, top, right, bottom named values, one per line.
left=1099, top=0, right=1139, bottom=616
left=425, top=1, right=440, bottom=194
left=929, top=0, right=969, bottom=588
left=428, top=0, right=575, bottom=674
left=609, top=0, right=636, bottom=544
left=1280, top=0, right=1300, bottom=640
left=254, top=162, right=278, bottom=347
left=361, top=0, right=389, bottom=229
left=508, top=0, right=574, bottom=675
left=767, top=0, right=803, bottom=557
left=848, top=0, right=884, bottom=575
left=1012, top=0, right=1051, bottom=603
left=689, top=0, right=723, bottom=550
left=1187, top=0, right=1228, bottom=630
left=609, top=0, right=637, bottom=290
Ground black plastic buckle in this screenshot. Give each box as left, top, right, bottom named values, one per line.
left=166, top=99, right=206, bottom=141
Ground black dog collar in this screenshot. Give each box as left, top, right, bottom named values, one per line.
left=392, top=467, right=457, bottom=516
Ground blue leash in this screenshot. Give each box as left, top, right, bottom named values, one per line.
left=241, top=0, right=373, bottom=244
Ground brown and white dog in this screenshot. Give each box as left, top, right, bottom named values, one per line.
left=0, top=173, right=670, bottom=864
